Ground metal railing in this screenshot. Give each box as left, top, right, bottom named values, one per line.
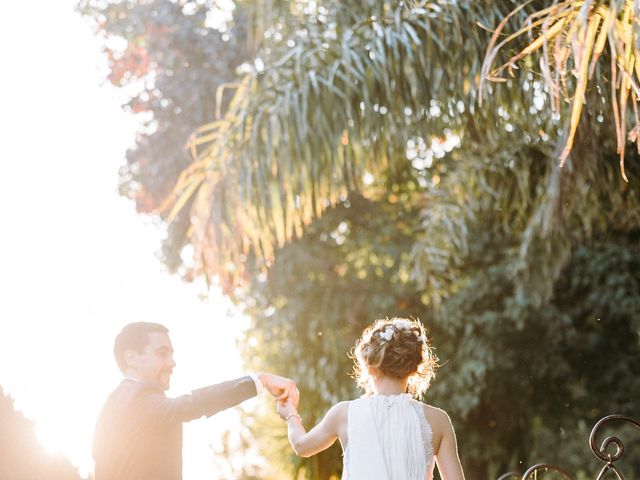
left=497, top=414, right=640, bottom=480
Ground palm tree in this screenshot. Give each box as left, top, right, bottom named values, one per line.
left=80, top=2, right=640, bottom=477
left=482, top=0, right=640, bottom=178
left=163, top=0, right=639, bottom=303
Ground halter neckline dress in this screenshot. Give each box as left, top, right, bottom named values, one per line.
left=341, top=393, right=434, bottom=480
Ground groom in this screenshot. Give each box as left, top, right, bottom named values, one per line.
left=93, top=321, right=297, bottom=480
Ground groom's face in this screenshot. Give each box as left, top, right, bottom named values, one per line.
left=129, top=331, right=176, bottom=390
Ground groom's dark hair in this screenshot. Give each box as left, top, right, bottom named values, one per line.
left=114, top=322, right=169, bottom=373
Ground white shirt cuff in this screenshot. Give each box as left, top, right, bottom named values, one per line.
left=250, top=373, right=264, bottom=395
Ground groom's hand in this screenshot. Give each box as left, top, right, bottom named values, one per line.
left=258, top=373, right=299, bottom=404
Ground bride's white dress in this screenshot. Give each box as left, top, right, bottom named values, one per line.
left=341, top=394, right=434, bottom=480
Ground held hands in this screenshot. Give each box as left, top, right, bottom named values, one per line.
left=257, top=373, right=301, bottom=422
left=258, top=372, right=299, bottom=404
left=277, top=396, right=299, bottom=421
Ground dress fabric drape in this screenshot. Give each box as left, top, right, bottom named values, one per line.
left=342, top=394, right=434, bottom=480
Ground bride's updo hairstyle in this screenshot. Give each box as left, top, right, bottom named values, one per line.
left=352, top=317, right=438, bottom=398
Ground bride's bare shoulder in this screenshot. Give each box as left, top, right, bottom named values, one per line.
left=328, top=401, right=350, bottom=439
left=328, top=400, right=350, bottom=419
left=416, top=402, right=453, bottom=427
left=424, top=404, right=448, bottom=416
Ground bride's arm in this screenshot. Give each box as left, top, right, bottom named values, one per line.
left=278, top=400, right=348, bottom=458
left=434, top=410, right=465, bottom=480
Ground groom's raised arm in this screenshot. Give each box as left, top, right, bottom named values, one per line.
left=135, top=373, right=296, bottom=425
left=135, top=376, right=257, bottom=424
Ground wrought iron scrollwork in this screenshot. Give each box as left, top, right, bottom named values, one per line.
left=589, top=414, right=640, bottom=480
left=521, top=463, right=573, bottom=479
left=496, top=414, right=640, bottom=480
left=496, top=472, right=521, bottom=480
left=496, top=463, right=573, bottom=479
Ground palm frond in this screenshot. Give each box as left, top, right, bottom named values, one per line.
left=163, top=1, right=507, bottom=289
left=481, top=0, right=640, bottom=180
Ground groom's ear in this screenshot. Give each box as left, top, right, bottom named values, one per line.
left=124, top=349, right=138, bottom=370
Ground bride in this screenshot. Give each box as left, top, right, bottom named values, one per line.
left=277, top=317, right=465, bottom=480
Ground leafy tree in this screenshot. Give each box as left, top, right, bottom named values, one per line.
left=79, top=1, right=640, bottom=478
left=76, top=0, right=252, bottom=273
left=240, top=186, right=426, bottom=478
left=482, top=0, right=640, bottom=177
left=238, top=176, right=640, bottom=478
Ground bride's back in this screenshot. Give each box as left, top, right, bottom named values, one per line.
left=278, top=317, right=464, bottom=480
left=341, top=394, right=435, bottom=480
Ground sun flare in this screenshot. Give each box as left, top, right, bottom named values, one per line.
left=0, top=2, right=248, bottom=479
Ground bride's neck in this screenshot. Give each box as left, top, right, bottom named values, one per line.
left=371, top=375, right=408, bottom=395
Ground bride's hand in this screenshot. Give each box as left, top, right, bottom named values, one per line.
left=277, top=397, right=298, bottom=420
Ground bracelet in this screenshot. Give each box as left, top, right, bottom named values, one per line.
left=285, top=412, right=302, bottom=423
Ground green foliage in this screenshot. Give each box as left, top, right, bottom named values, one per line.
left=239, top=188, right=426, bottom=478
left=76, top=0, right=252, bottom=272
left=482, top=0, right=640, bottom=174
left=80, top=1, right=640, bottom=478
left=428, top=230, right=640, bottom=477
left=160, top=0, right=569, bottom=290
left=238, top=180, right=640, bottom=478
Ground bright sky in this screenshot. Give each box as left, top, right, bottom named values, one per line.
left=0, top=2, right=257, bottom=478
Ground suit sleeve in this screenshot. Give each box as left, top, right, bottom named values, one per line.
left=137, top=376, right=257, bottom=424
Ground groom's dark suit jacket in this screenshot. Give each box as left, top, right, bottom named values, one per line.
left=93, top=376, right=257, bottom=480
